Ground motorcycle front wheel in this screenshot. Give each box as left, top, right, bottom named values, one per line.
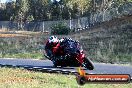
left=83, top=57, right=94, bottom=70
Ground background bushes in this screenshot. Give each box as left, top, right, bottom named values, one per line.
left=51, top=22, right=70, bottom=35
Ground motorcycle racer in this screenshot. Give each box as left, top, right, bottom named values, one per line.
left=44, top=36, right=94, bottom=70
left=45, top=36, right=76, bottom=58
left=45, top=36, right=59, bottom=59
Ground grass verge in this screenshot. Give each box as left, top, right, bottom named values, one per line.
left=0, top=67, right=131, bottom=88
left=0, top=52, right=44, bottom=59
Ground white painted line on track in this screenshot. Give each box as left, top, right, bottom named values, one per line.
left=33, top=67, right=42, bottom=69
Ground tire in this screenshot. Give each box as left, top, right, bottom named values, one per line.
left=52, top=57, right=62, bottom=67
left=52, top=57, right=58, bottom=67
left=76, top=76, right=86, bottom=85
left=53, top=60, right=57, bottom=67
left=84, top=57, right=94, bottom=70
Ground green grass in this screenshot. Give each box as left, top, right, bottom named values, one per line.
left=0, top=52, right=44, bottom=59
left=0, top=67, right=131, bottom=88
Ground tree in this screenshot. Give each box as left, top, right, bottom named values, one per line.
left=14, top=0, right=30, bottom=30
left=15, top=0, right=29, bottom=17
left=28, top=0, right=52, bottom=21
left=2, top=0, right=132, bottom=22
left=63, top=0, right=91, bottom=28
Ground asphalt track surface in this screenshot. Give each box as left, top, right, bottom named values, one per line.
left=0, top=58, right=132, bottom=79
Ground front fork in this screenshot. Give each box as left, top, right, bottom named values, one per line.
left=76, top=53, right=86, bottom=67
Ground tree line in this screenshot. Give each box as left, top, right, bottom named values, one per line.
left=0, top=0, right=131, bottom=22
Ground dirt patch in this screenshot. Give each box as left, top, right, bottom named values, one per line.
left=0, top=34, right=31, bottom=38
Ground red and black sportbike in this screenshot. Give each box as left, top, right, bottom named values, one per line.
left=44, top=38, right=94, bottom=70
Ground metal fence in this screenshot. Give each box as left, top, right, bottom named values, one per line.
left=0, top=2, right=132, bottom=32
left=0, top=18, right=88, bottom=32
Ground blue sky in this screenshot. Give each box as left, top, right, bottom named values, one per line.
left=0, top=0, right=7, bottom=3
left=1, top=0, right=61, bottom=3
left=0, top=0, right=16, bottom=3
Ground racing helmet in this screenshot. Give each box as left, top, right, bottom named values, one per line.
left=48, top=36, right=59, bottom=44
left=59, top=38, right=64, bottom=42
